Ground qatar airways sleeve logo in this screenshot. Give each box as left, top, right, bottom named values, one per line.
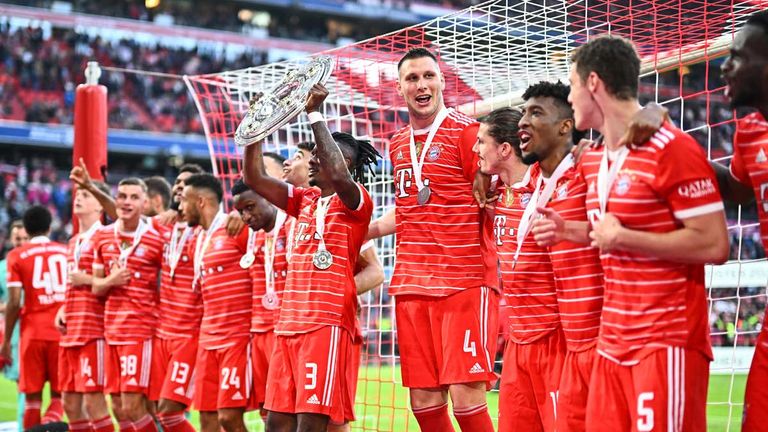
left=677, top=178, right=717, bottom=199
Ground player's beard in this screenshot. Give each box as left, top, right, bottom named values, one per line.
left=522, top=152, right=540, bottom=165
left=170, top=200, right=181, bottom=211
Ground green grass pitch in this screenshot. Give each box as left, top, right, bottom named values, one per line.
left=0, top=368, right=747, bottom=431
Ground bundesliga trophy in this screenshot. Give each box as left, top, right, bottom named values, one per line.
left=234, top=56, right=335, bottom=146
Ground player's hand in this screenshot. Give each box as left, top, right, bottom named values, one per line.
left=225, top=210, right=245, bottom=236
left=0, top=343, right=11, bottom=368
left=68, top=271, right=90, bottom=286
left=589, top=212, right=623, bottom=252
left=156, top=209, right=178, bottom=226
left=571, top=138, right=594, bottom=164
left=621, top=102, right=668, bottom=147
left=531, top=207, right=565, bottom=247
left=108, top=264, right=131, bottom=287
left=473, top=171, right=498, bottom=209
left=55, top=306, right=67, bottom=335
left=305, top=83, right=329, bottom=113
left=70, top=158, right=94, bottom=190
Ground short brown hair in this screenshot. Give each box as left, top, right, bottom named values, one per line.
left=571, top=35, right=640, bottom=100
left=478, top=107, right=523, bottom=158
left=118, top=177, right=148, bottom=193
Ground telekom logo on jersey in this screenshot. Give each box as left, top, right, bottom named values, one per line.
left=493, top=215, right=513, bottom=246
left=396, top=168, right=430, bottom=198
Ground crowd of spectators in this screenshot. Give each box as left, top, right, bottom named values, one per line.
left=0, top=23, right=269, bottom=134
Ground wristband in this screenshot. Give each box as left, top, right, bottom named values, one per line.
left=308, top=111, right=324, bottom=124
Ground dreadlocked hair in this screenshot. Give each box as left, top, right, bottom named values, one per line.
left=331, top=132, right=382, bottom=184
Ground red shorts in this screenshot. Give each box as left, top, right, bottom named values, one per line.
left=193, top=337, right=251, bottom=411
left=743, top=327, right=768, bottom=432
left=264, top=326, right=359, bottom=424
left=19, top=338, right=60, bottom=394
left=585, top=347, right=709, bottom=432
left=249, top=331, right=275, bottom=409
left=149, top=337, right=199, bottom=405
left=498, top=328, right=565, bottom=432
left=395, top=287, right=499, bottom=389
left=557, top=346, right=596, bottom=432
left=59, top=340, right=107, bottom=393
left=104, top=340, right=153, bottom=395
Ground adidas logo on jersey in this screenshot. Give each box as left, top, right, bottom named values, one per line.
left=758, top=148, right=767, bottom=163
left=174, top=386, right=186, bottom=396
left=231, top=391, right=243, bottom=401
left=397, top=150, right=403, bottom=160
left=307, top=394, right=321, bottom=405
left=469, top=363, right=485, bottom=374
left=85, top=378, right=96, bottom=387
left=126, top=377, right=138, bottom=386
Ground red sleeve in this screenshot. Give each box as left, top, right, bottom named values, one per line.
left=344, top=184, right=373, bottom=223
left=729, top=136, right=751, bottom=186
left=91, top=231, right=105, bottom=272
left=234, top=226, right=250, bottom=254
left=653, top=131, right=724, bottom=220
left=6, top=250, right=22, bottom=289
left=285, top=185, right=310, bottom=219
left=458, top=122, right=480, bottom=183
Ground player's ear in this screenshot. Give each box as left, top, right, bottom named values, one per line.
left=560, top=118, right=574, bottom=136
left=396, top=79, right=403, bottom=97
left=587, top=71, right=599, bottom=93
left=439, top=72, right=446, bottom=91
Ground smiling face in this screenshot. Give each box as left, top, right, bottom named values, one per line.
left=73, top=188, right=103, bottom=219
left=568, top=65, right=602, bottom=132
left=721, top=24, right=768, bottom=109
left=115, top=184, right=146, bottom=224
left=396, top=56, right=446, bottom=128
left=518, top=96, right=572, bottom=165
left=473, top=122, right=506, bottom=175
left=283, top=148, right=311, bottom=187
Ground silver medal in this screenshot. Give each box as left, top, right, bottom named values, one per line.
left=262, top=292, right=279, bottom=310
left=417, top=186, right=431, bottom=205
left=239, top=252, right=255, bottom=269
left=312, top=250, right=333, bottom=270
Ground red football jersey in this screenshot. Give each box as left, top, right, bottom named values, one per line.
left=249, top=213, right=291, bottom=333
left=580, top=124, right=723, bottom=364
left=545, top=166, right=604, bottom=352
left=62, top=223, right=106, bottom=347
left=92, top=222, right=165, bottom=343
left=157, top=222, right=203, bottom=339
left=388, top=109, right=497, bottom=296
left=280, top=184, right=373, bottom=337
left=6, top=237, right=68, bottom=341
left=493, top=166, right=561, bottom=344
left=730, top=112, right=768, bottom=249
left=197, top=224, right=252, bottom=349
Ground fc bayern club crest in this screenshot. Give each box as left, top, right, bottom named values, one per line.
left=520, top=193, right=532, bottom=208
left=615, top=174, right=632, bottom=196
left=557, top=185, right=568, bottom=199
left=426, top=145, right=441, bottom=161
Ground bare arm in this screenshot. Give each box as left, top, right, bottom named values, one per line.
left=70, top=158, right=117, bottom=220
left=367, top=207, right=396, bottom=240
left=591, top=211, right=729, bottom=264
left=0, top=285, right=20, bottom=359
left=710, top=161, right=754, bottom=205
left=355, top=243, right=385, bottom=295
left=307, top=84, right=361, bottom=210
left=91, top=266, right=130, bottom=297
left=243, top=142, right=291, bottom=211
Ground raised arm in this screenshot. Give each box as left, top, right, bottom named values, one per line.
left=306, top=83, right=361, bottom=210
left=367, top=207, right=396, bottom=240
left=70, top=158, right=117, bottom=220
left=242, top=142, right=290, bottom=211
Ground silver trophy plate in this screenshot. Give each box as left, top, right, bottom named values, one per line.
left=234, top=56, right=335, bottom=146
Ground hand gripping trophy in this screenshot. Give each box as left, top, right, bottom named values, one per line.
left=234, top=56, right=335, bottom=146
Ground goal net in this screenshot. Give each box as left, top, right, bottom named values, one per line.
left=184, top=1, right=768, bottom=430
